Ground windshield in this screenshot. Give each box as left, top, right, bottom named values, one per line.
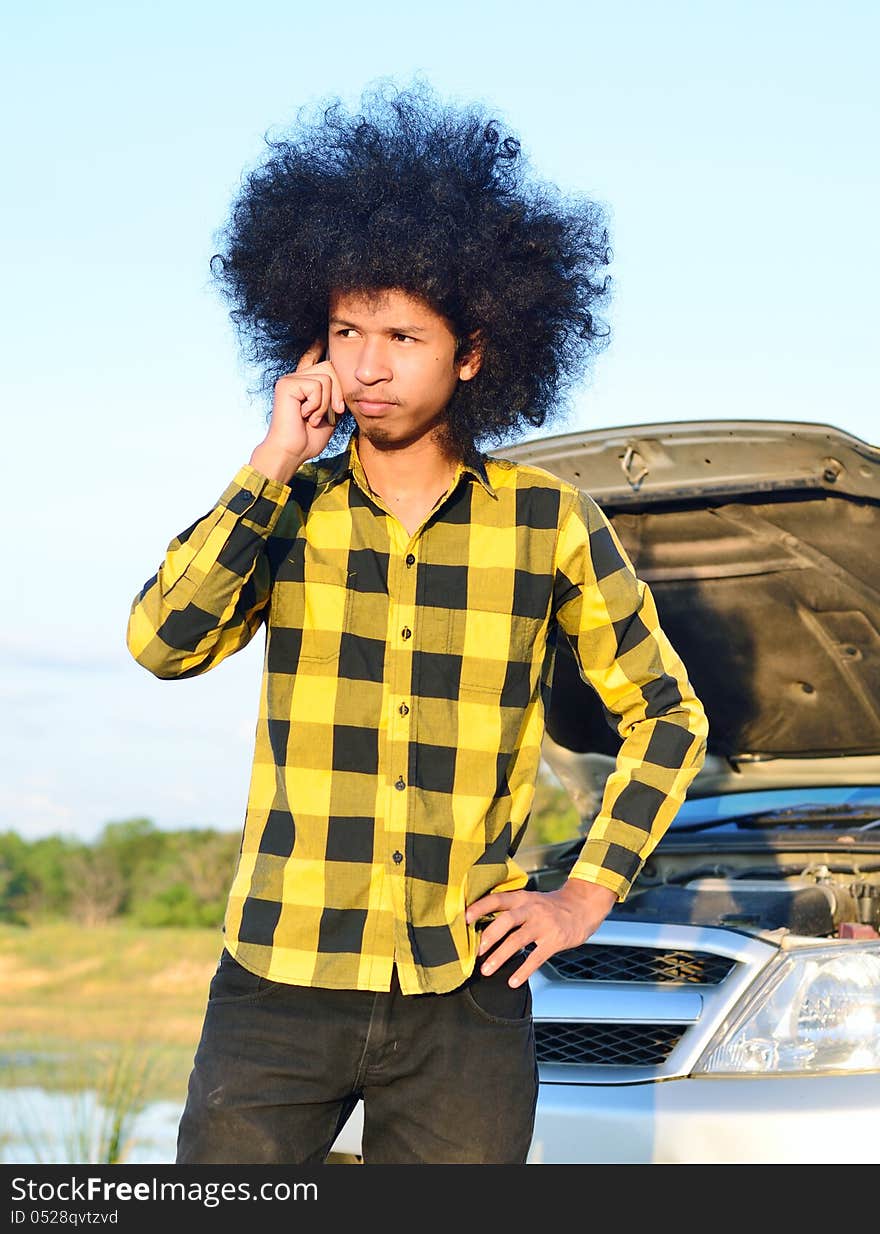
left=668, top=785, right=880, bottom=830
left=518, top=781, right=880, bottom=864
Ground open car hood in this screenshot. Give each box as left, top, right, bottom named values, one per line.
left=500, top=419, right=880, bottom=770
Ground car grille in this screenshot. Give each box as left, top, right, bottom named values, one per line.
left=535, top=1021, right=684, bottom=1066
left=532, top=932, right=765, bottom=1075
left=541, top=944, right=736, bottom=985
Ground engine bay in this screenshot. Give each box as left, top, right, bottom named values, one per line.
left=612, top=847, right=880, bottom=940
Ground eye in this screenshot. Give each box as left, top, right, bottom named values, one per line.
left=333, top=327, right=359, bottom=339
left=392, top=333, right=418, bottom=343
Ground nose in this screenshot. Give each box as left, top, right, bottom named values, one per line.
left=354, top=336, right=393, bottom=385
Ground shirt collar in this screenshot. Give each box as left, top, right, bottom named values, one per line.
left=319, top=432, right=497, bottom=499
left=458, top=452, right=496, bottom=497
left=315, top=435, right=359, bottom=493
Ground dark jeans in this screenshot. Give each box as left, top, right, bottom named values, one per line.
left=176, top=947, right=538, bottom=1165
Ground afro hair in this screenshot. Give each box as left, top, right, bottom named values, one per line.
left=211, top=78, right=612, bottom=460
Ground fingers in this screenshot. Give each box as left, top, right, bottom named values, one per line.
left=299, top=372, right=333, bottom=424
left=465, top=891, right=514, bottom=925
left=467, top=888, right=578, bottom=984
left=508, top=949, right=545, bottom=987
left=310, top=363, right=344, bottom=418
left=292, top=342, right=345, bottom=422
left=479, top=926, right=531, bottom=976
left=276, top=371, right=337, bottom=431
left=299, top=373, right=329, bottom=413
left=478, top=907, right=526, bottom=957
left=479, top=919, right=554, bottom=987
left=477, top=928, right=546, bottom=986
left=467, top=881, right=613, bottom=990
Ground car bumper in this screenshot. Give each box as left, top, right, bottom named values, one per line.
left=528, top=1073, right=880, bottom=1164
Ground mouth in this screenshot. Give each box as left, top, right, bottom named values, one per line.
left=353, top=398, right=397, bottom=416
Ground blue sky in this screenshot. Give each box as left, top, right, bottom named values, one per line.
left=3, top=0, right=877, bottom=841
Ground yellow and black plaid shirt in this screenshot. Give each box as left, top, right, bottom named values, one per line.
left=128, top=433, right=707, bottom=994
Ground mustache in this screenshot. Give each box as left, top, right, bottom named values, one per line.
left=346, top=390, right=401, bottom=405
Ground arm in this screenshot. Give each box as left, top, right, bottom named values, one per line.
left=126, top=466, right=293, bottom=679
left=552, top=488, right=709, bottom=898
left=127, top=345, right=345, bottom=679
left=466, top=488, right=709, bottom=984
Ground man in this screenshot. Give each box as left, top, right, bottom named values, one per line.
left=127, top=83, right=708, bottom=1165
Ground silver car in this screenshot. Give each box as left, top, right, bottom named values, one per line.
left=331, top=417, right=880, bottom=1164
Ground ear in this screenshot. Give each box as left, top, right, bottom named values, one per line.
left=457, top=330, right=484, bottom=382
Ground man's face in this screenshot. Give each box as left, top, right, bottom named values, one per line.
left=327, top=288, right=481, bottom=451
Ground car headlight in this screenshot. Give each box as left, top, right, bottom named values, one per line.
left=693, top=944, right=880, bottom=1075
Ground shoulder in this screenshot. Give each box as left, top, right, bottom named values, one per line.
left=483, top=453, right=599, bottom=526
left=484, top=452, right=579, bottom=494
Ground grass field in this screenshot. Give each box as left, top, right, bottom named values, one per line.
left=1, top=922, right=366, bottom=1164
left=0, top=922, right=223, bottom=1104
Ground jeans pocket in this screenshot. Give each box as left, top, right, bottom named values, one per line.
left=462, top=948, right=532, bottom=1025
left=208, top=948, right=284, bottom=1004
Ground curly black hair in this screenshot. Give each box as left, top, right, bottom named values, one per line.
left=211, top=79, right=611, bottom=459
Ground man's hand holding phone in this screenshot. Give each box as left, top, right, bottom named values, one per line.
left=249, top=342, right=345, bottom=484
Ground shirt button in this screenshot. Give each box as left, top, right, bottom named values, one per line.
left=395, top=777, right=406, bottom=791
left=392, top=850, right=403, bottom=864
left=398, top=702, right=409, bottom=716
left=401, top=627, right=412, bottom=640
left=405, top=553, right=415, bottom=567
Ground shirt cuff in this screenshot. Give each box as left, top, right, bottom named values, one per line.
left=566, top=855, right=642, bottom=903
left=217, top=464, right=292, bottom=530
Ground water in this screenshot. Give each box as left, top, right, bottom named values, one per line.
left=0, top=1087, right=363, bottom=1162
left=0, top=1087, right=181, bottom=1164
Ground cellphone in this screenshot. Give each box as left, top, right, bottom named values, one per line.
left=319, top=342, right=339, bottom=425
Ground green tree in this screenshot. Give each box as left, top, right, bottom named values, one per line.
left=66, top=844, right=127, bottom=926
left=0, top=819, right=241, bottom=928
left=20, top=835, right=79, bottom=920
left=130, top=828, right=238, bottom=927
left=96, top=818, right=169, bottom=915
left=0, top=830, right=31, bottom=923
